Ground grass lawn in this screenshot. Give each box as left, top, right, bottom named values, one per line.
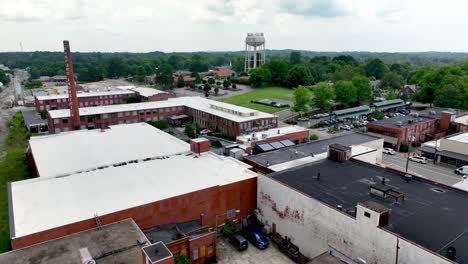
left=0, top=112, right=32, bottom=253
left=219, top=86, right=293, bottom=113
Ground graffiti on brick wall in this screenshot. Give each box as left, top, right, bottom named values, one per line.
left=259, top=191, right=304, bottom=224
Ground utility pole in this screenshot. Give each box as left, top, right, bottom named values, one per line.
left=405, top=130, right=414, bottom=173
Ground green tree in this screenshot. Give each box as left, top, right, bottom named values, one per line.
left=152, top=120, right=170, bottom=130
left=203, top=83, right=212, bottom=97
left=156, top=64, right=174, bottom=86
left=334, top=81, right=357, bottom=106
left=264, top=60, right=289, bottom=86
left=381, top=72, right=403, bottom=91
left=434, top=84, right=466, bottom=109
left=286, top=65, right=314, bottom=88
left=184, top=122, right=201, bottom=138
left=177, top=75, right=185, bottom=88
left=365, top=58, right=387, bottom=79
left=371, top=110, right=384, bottom=119
left=312, top=82, right=335, bottom=111
left=214, top=86, right=219, bottom=95
left=106, top=57, right=129, bottom=78
left=332, top=55, right=358, bottom=66
left=352, top=75, right=372, bottom=102
left=289, top=51, right=302, bottom=64
left=167, top=54, right=185, bottom=70
left=249, top=67, right=272, bottom=87
left=293, top=85, right=311, bottom=113
left=194, top=73, right=202, bottom=84
left=189, top=54, right=209, bottom=72
left=208, top=77, right=215, bottom=85
left=223, top=79, right=231, bottom=88
left=310, top=134, right=319, bottom=141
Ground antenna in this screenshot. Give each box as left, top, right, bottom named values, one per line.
left=19, top=42, right=23, bottom=52
left=63, top=40, right=81, bottom=130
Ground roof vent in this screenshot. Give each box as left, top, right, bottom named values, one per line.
left=429, top=110, right=436, bottom=115
left=86, top=260, right=97, bottom=264
left=396, top=121, right=402, bottom=127
left=446, top=246, right=457, bottom=260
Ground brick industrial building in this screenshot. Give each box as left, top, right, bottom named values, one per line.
left=34, top=89, right=135, bottom=111
left=34, top=86, right=174, bottom=112
left=236, top=126, right=310, bottom=155
left=47, top=96, right=278, bottom=136
left=11, top=124, right=257, bottom=263
left=367, top=108, right=466, bottom=150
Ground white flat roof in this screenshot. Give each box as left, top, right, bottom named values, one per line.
left=237, top=126, right=307, bottom=142
left=130, top=87, right=167, bottom=97
left=9, top=152, right=256, bottom=238
left=29, top=123, right=189, bottom=177
left=35, top=89, right=135, bottom=100
left=455, top=115, right=468, bottom=125
left=447, top=132, right=468, bottom=144
left=48, top=96, right=275, bottom=123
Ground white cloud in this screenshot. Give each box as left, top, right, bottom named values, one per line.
left=0, top=0, right=468, bottom=52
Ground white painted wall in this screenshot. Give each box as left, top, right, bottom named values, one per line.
left=257, top=174, right=452, bottom=264
left=440, top=138, right=468, bottom=156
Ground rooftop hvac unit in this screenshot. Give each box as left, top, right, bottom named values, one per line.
left=396, top=121, right=403, bottom=127
left=429, top=110, right=436, bottom=115
left=262, top=133, right=268, bottom=139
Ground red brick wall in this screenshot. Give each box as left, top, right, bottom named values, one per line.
left=35, top=93, right=134, bottom=111
left=189, top=232, right=216, bottom=264
left=11, top=177, right=257, bottom=249
left=190, top=140, right=211, bottom=153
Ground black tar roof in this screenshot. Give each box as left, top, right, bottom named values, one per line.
left=245, top=133, right=380, bottom=167
left=144, top=220, right=202, bottom=244
left=270, top=159, right=468, bottom=262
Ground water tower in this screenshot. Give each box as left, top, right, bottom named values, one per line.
left=244, top=33, right=266, bottom=72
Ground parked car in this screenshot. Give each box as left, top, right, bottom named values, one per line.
left=244, top=228, right=269, bottom=249
left=324, top=120, right=331, bottom=125
left=398, top=109, right=408, bottom=115
left=383, top=115, right=390, bottom=119
left=383, top=148, right=395, bottom=155
left=361, top=120, right=369, bottom=125
left=454, top=165, right=468, bottom=175
left=409, top=156, right=427, bottom=164
left=229, top=233, right=249, bottom=251
left=200, top=129, right=211, bottom=135
left=297, top=117, right=309, bottom=122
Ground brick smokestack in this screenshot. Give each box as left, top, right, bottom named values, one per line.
left=63, top=40, right=81, bottom=130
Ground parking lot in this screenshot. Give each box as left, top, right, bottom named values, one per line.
left=217, top=236, right=294, bottom=264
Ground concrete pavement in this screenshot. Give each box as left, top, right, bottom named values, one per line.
left=382, top=153, right=462, bottom=186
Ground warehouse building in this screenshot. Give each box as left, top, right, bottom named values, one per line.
left=257, top=145, right=468, bottom=264
left=34, top=89, right=136, bottom=111
left=130, top=87, right=176, bottom=102
left=27, top=123, right=189, bottom=178
left=243, top=133, right=383, bottom=173
left=9, top=123, right=257, bottom=258
left=47, top=96, right=278, bottom=136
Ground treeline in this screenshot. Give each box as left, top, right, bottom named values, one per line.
left=0, top=52, right=242, bottom=83
left=0, top=70, right=10, bottom=86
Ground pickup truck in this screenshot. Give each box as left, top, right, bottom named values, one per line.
left=454, top=166, right=468, bottom=175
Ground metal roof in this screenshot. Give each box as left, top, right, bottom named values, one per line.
left=332, top=105, right=370, bottom=117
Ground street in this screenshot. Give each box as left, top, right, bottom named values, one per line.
left=382, top=153, right=463, bottom=186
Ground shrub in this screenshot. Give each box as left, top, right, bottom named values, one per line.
left=310, top=134, right=319, bottom=141
left=175, top=255, right=191, bottom=264
left=152, top=120, right=170, bottom=130
left=221, top=220, right=236, bottom=236
left=312, top=122, right=324, bottom=128
left=371, top=110, right=384, bottom=120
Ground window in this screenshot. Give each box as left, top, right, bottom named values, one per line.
left=364, top=212, right=371, bottom=218
left=125, top=111, right=130, bottom=117
left=192, top=247, right=199, bottom=260
left=132, top=111, right=137, bottom=116
left=207, top=243, right=214, bottom=255
left=165, top=108, right=170, bottom=113
left=62, top=119, right=68, bottom=124
left=103, top=114, right=108, bottom=119
left=118, top=112, right=123, bottom=117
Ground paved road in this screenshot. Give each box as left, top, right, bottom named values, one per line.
left=382, top=153, right=462, bottom=186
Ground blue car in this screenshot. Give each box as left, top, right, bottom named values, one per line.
left=245, top=228, right=269, bottom=249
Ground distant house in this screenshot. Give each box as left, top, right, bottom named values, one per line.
left=145, top=74, right=156, bottom=84
left=370, top=80, right=381, bottom=89
left=400, top=84, right=418, bottom=98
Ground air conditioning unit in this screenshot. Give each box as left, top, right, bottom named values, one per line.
left=396, top=121, right=403, bottom=127
left=262, top=133, right=268, bottom=139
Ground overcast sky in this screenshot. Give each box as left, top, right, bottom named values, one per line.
left=1, top=0, right=468, bottom=52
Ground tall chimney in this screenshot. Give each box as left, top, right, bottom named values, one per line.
left=63, top=40, right=81, bottom=130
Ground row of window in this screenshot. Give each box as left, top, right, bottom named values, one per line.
left=41, top=94, right=128, bottom=104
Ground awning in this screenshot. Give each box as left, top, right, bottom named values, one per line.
left=420, top=146, right=436, bottom=154
left=437, top=150, right=468, bottom=162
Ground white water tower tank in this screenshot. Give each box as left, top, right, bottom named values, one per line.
left=245, top=33, right=266, bottom=72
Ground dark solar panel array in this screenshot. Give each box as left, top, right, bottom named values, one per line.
left=256, top=139, right=295, bottom=153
